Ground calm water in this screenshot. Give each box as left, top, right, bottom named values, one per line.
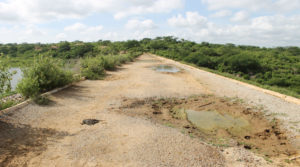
left=9, top=68, right=23, bottom=91
left=154, top=65, right=180, bottom=73
left=185, top=110, right=249, bottom=133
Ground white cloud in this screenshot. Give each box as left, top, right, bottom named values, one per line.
left=0, top=25, right=50, bottom=43
left=60, top=23, right=103, bottom=41
left=114, top=0, right=184, bottom=19
left=0, top=0, right=184, bottom=23
left=0, top=0, right=300, bottom=47
left=230, top=11, right=249, bottom=22
left=211, top=10, right=232, bottom=18
left=64, top=23, right=103, bottom=33
left=201, top=0, right=300, bottom=12
left=64, top=23, right=87, bottom=31
left=56, top=33, right=67, bottom=39
left=168, top=12, right=208, bottom=28
left=168, top=13, right=300, bottom=46
left=125, top=19, right=157, bottom=30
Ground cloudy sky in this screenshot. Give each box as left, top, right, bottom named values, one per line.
left=0, top=0, right=300, bottom=47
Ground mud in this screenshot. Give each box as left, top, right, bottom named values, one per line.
left=117, top=95, right=299, bottom=164
left=153, top=64, right=180, bottom=73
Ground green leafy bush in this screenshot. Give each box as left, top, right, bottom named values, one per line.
left=80, top=57, right=105, bottom=80
left=80, top=53, right=141, bottom=79
left=0, top=100, right=16, bottom=110
left=224, top=54, right=261, bottom=74
left=102, top=56, right=117, bottom=71
left=17, top=56, right=73, bottom=98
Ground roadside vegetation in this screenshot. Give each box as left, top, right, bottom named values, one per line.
left=143, top=37, right=300, bottom=98
left=0, top=41, right=142, bottom=110
left=16, top=56, right=74, bottom=98
left=0, top=62, right=14, bottom=110
left=81, top=53, right=139, bottom=80
left=0, top=36, right=299, bottom=110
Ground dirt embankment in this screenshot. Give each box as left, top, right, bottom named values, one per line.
left=0, top=54, right=299, bottom=167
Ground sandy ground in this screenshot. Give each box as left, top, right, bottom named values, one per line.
left=0, top=54, right=299, bottom=167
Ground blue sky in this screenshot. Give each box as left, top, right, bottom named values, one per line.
left=0, top=0, right=300, bottom=47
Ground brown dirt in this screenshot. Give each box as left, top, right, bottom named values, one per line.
left=0, top=120, right=69, bottom=167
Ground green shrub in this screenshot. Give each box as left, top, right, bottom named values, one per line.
left=102, top=56, right=117, bottom=70
left=17, top=77, right=40, bottom=97
left=224, top=54, right=261, bottom=74
left=33, top=96, right=51, bottom=105
left=0, top=100, right=16, bottom=110
left=80, top=53, right=140, bottom=80
left=80, top=57, right=105, bottom=80
left=17, top=56, right=73, bottom=98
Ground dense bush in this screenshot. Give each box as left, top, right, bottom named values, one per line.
left=102, top=56, right=117, bottom=70
left=17, top=56, right=74, bottom=98
left=80, top=56, right=106, bottom=80
left=80, top=53, right=141, bottom=80
left=223, top=54, right=261, bottom=74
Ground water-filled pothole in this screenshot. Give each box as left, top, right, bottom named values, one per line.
left=185, top=110, right=250, bottom=133
left=153, top=65, right=180, bottom=73
left=118, top=96, right=298, bottom=159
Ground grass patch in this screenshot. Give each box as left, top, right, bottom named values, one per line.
left=32, top=96, right=51, bottom=105
left=170, top=107, right=186, bottom=120
left=264, top=156, right=273, bottom=163
left=164, top=123, right=175, bottom=128
left=0, top=100, right=17, bottom=110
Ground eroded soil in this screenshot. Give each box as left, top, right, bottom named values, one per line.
left=117, top=95, right=298, bottom=160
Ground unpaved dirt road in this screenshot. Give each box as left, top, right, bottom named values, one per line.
left=0, top=54, right=299, bottom=167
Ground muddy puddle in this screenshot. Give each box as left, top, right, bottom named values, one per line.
left=186, top=110, right=250, bottom=134
left=116, top=95, right=299, bottom=165
left=153, top=65, right=180, bottom=73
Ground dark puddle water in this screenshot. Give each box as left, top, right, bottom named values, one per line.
left=153, top=65, right=180, bottom=73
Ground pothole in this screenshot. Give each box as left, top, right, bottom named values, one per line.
left=117, top=95, right=299, bottom=162
left=153, top=65, right=180, bottom=73
left=81, top=119, right=100, bottom=125
left=185, top=110, right=250, bottom=134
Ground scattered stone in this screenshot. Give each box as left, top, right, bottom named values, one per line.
left=244, top=145, right=252, bottom=150
left=184, top=125, right=190, bottom=129
left=244, top=136, right=251, bottom=140
left=81, top=119, right=100, bottom=125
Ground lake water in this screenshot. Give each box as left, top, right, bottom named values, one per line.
left=9, top=68, right=23, bottom=91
